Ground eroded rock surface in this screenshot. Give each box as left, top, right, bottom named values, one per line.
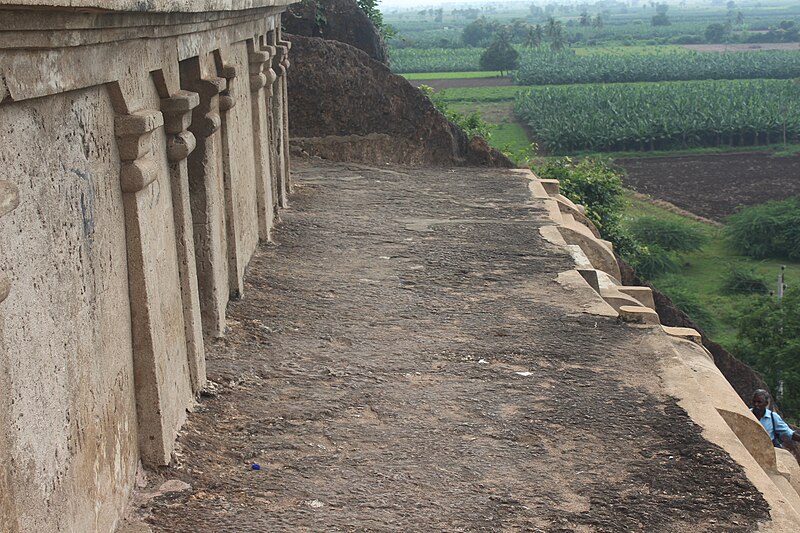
left=286, top=35, right=513, bottom=168
left=138, top=161, right=768, bottom=532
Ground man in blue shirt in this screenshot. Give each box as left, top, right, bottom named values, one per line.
left=752, top=389, right=800, bottom=448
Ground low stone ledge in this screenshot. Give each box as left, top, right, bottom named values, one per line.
left=618, top=305, right=660, bottom=325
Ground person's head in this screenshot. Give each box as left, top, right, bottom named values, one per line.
left=752, top=389, right=771, bottom=417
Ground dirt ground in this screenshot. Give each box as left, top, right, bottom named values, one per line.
left=617, top=152, right=800, bottom=221
left=136, top=161, right=769, bottom=532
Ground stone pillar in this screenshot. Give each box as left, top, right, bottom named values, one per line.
left=0, top=181, right=19, bottom=304
left=217, top=63, right=245, bottom=299
left=161, top=90, right=206, bottom=394
left=114, top=108, right=192, bottom=466
left=271, top=37, right=290, bottom=208
left=277, top=37, right=292, bottom=197
left=0, top=179, right=20, bottom=532
left=180, top=59, right=229, bottom=338
left=248, top=41, right=276, bottom=242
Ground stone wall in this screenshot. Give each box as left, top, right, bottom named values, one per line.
left=525, top=170, right=800, bottom=528
left=0, top=2, right=293, bottom=531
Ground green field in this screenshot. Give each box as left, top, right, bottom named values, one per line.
left=515, top=79, right=800, bottom=154
left=401, top=71, right=505, bottom=80
left=623, top=193, right=800, bottom=348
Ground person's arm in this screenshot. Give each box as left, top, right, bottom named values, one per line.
left=772, top=412, right=799, bottom=441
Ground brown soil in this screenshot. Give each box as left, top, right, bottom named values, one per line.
left=287, top=35, right=512, bottom=168
left=137, top=161, right=768, bottom=532
left=617, top=152, right=800, bottom=221
left=679, top=43, right=800, bottom=52
left=410, top=77, right=515, bottom=90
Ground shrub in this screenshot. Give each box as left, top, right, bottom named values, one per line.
left=418, top=85, right=492, bottom=140
left=533, top=157, right=624, bottom=235
left=720, top=265, right=769, bottom=295
left=627, top=216, right=707, bottom=253
left=625, top=243, right=678, bottom=280
left=725, top=197, right=800, bottom=260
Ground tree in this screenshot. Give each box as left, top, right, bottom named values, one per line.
left=736, top=287, right=800, bottom=422
left=479, top=32, right=520, bottom=76
left=462, top=17, right=499, bottom=47
left=593, top=14, right=604, bottom=29
left=705, top=22, right=729, bottom=43
left=580, top=10, right=591, bottom=26
left=651, top=12, right=670, bottom=25
left=549, top=20, right=567, bottom=50
left=524, top=24, right=544, bottom=47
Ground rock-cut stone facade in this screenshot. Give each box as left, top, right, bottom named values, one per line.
left=0, top=2, right=294, bottom=531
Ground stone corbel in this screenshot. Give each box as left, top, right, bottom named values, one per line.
left=248, top=50, right=270, bottom=93
left=192, top=77, right=226, bottom=138
left=0, top=180, right=20, bottom=303
left=272, top=46, right=287, bottom=78
left=115, top=110, right=164, bottom=193
left=260, top=45, right=277, bottom=97
left=161, top=90, right=200, bottom=162
left=219, top=65, right=237, bottom=112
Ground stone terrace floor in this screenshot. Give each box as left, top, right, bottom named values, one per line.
left=137, top=160, right=768, bottom=532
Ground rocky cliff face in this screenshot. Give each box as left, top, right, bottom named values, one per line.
left=286, top=34, right=513, bottom=167
left=283, top=0, right=388, bottom=64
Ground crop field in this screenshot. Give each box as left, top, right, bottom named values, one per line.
left=390, top=47, right=485, bottom=73
left=514, top=49, right=800, bottom=85
left=514, top=79, right=800, bottom=154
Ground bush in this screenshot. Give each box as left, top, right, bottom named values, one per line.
left=627, top=216, right=707, bottom=253
left=625, top=243, right=678, bottom=280
left=720, top=265, right=769, bottom=295
left=533, top=157, right=624, bottom=235
left=418, top=85, right=492, bottom=140
left=725, top=197, right=800, bottom=260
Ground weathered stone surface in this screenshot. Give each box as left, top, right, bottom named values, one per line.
left=286, top=34, right=513, bottom=168
left=283, top=0, right=387, bottom=63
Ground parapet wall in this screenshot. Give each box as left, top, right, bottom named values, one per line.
left=518, top=168, right=800, bottom=530
left=0, top=3, right=293, bottom=531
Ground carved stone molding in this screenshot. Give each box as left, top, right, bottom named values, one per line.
left=190, top=77, right=226, bottom=138
left=0, top=180, right=19, bottom=303
left=219, top=65, right=237, bottom=112
left=161, top=90, right=200, bottom=162
left=260, top=45, right=277, bottom=97
left=248, top=50, right=270, bottom=93
left=115, top=109, right=164, bottom=193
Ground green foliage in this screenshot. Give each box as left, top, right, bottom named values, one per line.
left=734, top=287, right=800, bottom=421
left=479, top=33, right=520, bottom=75
left=705, top=22, right=730, bottom=43
left=463, top=17, right=501, bottom=47
left=514, top=79, right=800, bottom=154
left=720, top=265, right=770, bottom=294
left=356, top=0, right=394, bottom=39
left=725, top=197, right=800, bottom=261
left=533, top=157, right=624, bottom=234
left=390, top=47, right=484, bottom=73
left=627, top=216, right=707, bottom=252
left=513, top=49, right=800, bottom=86
left=418, top=85, right=492, bottom=140
left=656, top=276, right=718, bottom=333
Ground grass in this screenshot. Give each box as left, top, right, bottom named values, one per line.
left=400, top=71, right=506, bottom=80
left=623, top=191, right=800, bottom=348
left=572, top=45, right=689, bottom=55
left=432, top=86, right=523, bottom=103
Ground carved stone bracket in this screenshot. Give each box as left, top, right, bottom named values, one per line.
left=273, top=45, right=287, bottom=78
left=191, top=77, right=226, bottom=138
left=248, top=50, right=270, bottom=93
left=161, top=90, right=200, bottom=162
left=260, top=45, right=277, bottom=97
left=219, top=65, right=237, bottom=112
left=0, top=180, right=20, bottom=303
left=115, top=110, right=164, bottom=193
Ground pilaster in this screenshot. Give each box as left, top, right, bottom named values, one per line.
left=0, top=180, right=20, bottom=304
left=248, top=42, right=276, bottom=242
left=181, top=63, right=230, bottom=338
left=161, top=90, right=206, bottom=394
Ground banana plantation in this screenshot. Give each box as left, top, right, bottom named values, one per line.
left=514, top=49, right=800, bottom=85
left=514, top=79, right=800, bottom=153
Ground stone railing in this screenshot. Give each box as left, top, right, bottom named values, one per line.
left=513, top=168, right=800, bottom=529
left=0, top=3, right=293, bottom=531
